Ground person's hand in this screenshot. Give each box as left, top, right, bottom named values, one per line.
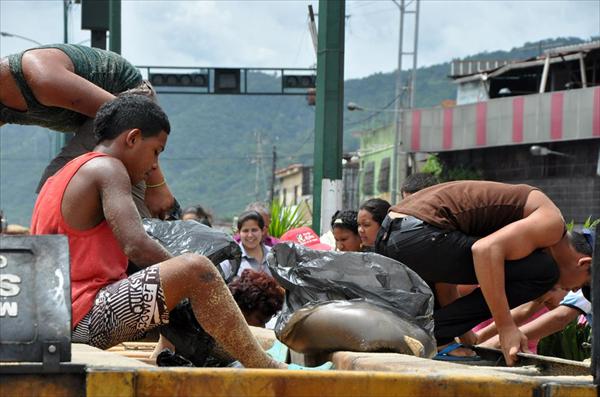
left=478, top=335, right=501, bottom=349
left=498, top=325, right=529, bottom=366
left=145, top=183, right=175, bottom=220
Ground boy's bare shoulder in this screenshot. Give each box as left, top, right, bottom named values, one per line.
left=79, top=155, right=130, bottom=185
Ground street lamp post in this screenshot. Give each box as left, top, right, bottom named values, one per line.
left=347, top=102, right=400, bottom=113
left=530, top=145, right=573, bottom=158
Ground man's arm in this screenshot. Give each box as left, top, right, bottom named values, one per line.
left=471, top=204, right=564, bottom=365
left=144, top=166, right=175, bottom=219
left=476, top=300, right=543, bottom=344
left=476, top=288, right=566, bottom=344
left=22, top=49, right=114, bottom=118
left=98, top=158, right=172, bottom=267
left=519, top=305, right=580, bottom=342
left=479, top=305, right=581, bottom=349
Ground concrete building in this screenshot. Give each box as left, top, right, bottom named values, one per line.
left=355, top=124, right=394, bottom=204
left=358, top=40, right=600, bottom=222
left=274, top=157, right=360, bottom=212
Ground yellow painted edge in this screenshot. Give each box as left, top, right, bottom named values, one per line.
left=86, top=369, right=135, bottom=397
left=543, top=382, right=598, bottom=397
left=133, top=367, right=546, bottom=397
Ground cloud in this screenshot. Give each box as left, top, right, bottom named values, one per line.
left=1, top=0, right=598, bottom=79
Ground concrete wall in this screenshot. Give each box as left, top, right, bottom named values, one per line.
left=405, top=86, right=600, bottom=152
left=438, top=139, right=600, bottom=223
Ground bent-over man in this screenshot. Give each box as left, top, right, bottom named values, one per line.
left=375, top=180, right=592, bottom=365
left=0, top=44, right=173, bottom=218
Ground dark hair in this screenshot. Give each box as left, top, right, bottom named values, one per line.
left=228, top=269, right=284, bottom=320
left=183, top=204, right=213, bottom=227
left=94, top=95, right=170, bottom=143
left=359, top=198, right=391, bottom=225
left=330, top=210, right=359, bottom=235
left=569, top=231, right=593, bottom=256
left=237, top=210, right=264, bottom=230
left=401, top=172, right=439, bottom=195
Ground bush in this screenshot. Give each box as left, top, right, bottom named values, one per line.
left=268, top=200, right=308, bottom=238
left=537, top=320, right=591, bottom=361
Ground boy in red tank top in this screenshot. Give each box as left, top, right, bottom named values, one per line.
left=30, top=95, right=292, bottom=369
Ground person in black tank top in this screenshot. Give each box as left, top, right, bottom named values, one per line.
left=375, top=180, right=593, bottom=366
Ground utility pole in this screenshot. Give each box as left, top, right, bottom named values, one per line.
left=254, top=131, right=264, bottom=202
left=390, top=0, right=420, bottom=204
left=269, top=145, right=277, bottom=204
left=56, top=0, right=72, bottom=155
left=311, top=0, right=345, bottom=235
left=109, top=0, right=121, bottom=54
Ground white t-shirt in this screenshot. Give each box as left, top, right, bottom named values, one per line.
left=560, top=289, right=592, bottom=324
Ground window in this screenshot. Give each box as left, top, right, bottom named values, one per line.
left=362, top=161, right=375, bottom=195
left=378, top=157, right=391, bottom=193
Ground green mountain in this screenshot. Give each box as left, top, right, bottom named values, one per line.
left=0, top=37, right=587, bottom=226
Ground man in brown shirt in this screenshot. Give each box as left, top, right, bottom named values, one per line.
left=375, top=180, right=593, bottom=366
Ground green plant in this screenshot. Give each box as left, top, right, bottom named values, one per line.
left=565, top=217, right=599, bottom=232
left=537, top=320, right=591, bottom=361
left=583, top=216, right=600, bottom=229
left=445, top=166, right=483, bottom=181
left=421, top=154, right=443, bottom=178
left=268, top=200, right=308, bottom=238
left=420, top=154, right=482, bottom=182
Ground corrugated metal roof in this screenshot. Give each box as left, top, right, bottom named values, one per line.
left=450, top=41, right=600, bottom=81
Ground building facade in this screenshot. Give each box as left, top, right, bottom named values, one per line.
left=358, top=41, right=600, bottom=221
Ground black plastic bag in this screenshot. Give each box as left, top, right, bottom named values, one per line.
left=157, top=299, right=216, bottom=366
left=156, top=348, right=194, bottom=367
left=268, top=243, right=435, bottom=356
left=142, top=219, right=242, bottom=366
left=142, top=219, right=241, bottom=282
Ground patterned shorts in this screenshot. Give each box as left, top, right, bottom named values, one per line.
left=72, top=265, right=169, bottom=349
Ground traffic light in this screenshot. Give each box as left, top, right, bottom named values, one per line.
left=149, top=73, right=208, bottom=87
left=214, top=68, right=241, bottom=94
left=283, top=74, right=316, bottom=89
left=306, top=88, right=316, bottom=106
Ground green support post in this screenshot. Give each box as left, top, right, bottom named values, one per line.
left=311, top=0, right=345, bottom=234
left=56, top=0, right=71, bottom=154
left=109, top=0, right=121, bottom=54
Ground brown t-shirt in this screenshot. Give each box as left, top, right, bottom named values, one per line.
left=390, top=181, right=537, bottom=236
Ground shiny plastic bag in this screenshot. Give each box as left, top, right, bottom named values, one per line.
left=143, top=219, right=241, bottom=282
left=279, top=300, right=436, bottom=358
left=268, top=243, right=435, bottom=357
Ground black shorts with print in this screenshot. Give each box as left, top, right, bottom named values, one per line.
left=72, top=264, right=169, bottom=349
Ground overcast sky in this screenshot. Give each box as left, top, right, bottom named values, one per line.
left=1, top=0, right=599, bottom=79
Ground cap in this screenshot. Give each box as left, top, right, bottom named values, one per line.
left=581, top=228, right=596, bottom=302
left=582, top=228, right=596, bottom=254
left=280, top=226, right=332, bottom=251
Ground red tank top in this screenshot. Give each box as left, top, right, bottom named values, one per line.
left=31, top=152, right=128, bottom=328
